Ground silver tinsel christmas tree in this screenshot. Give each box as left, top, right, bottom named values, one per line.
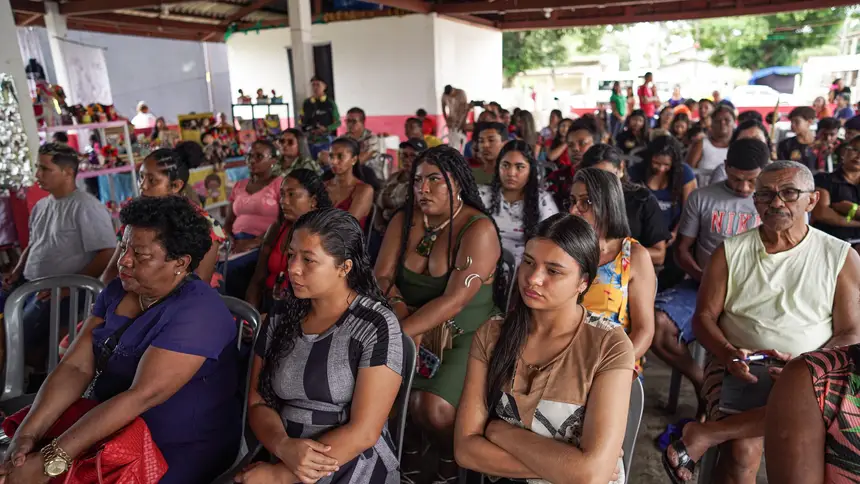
left=0, top=73, right=34, bottom=192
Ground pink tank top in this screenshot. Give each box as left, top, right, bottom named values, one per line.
left=230, top=177, right=283, bottom=236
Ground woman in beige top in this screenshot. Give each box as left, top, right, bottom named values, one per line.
left=454, top=213, right=635, bottom=484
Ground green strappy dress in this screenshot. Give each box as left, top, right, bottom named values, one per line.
left=396, top=214, right=498, bottom=407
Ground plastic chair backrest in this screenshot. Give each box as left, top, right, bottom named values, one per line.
left=622, top=377, right=644, bottom=481
left=391, top=333, right=416, bottom=463
left=220, top=296, right=261, bottom=449
left=366, top=205, right=377, bottom=247
left=2, top=275, right=104, bottom=402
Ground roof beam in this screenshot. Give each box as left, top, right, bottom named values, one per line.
left=220, top=0, right=276, bottom=25
left=499, top=0, right=860, bottom=29
left=60, top=0, right=170, bottom=16
left=75, top=13, right=224, bottom=33
left=66, top=18, right=211, bottom=41
left=364, top=0, right=431, bottom=14
left=442, top=14, right=499, bottom=29
left=10, top=0, right=44, bottom=15
left=435, top=0, right=614, bottom=15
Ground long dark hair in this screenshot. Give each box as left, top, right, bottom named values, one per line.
left=396, top=145, right=507, bottom=307
left=580, top=143, right=638, bottom=192
left=281, top=128, right=313, bottom=160
left=624, top=109, right=650, bottom=143
left=486, top=213, right=599, bottom=410
left=573, top=168, right=631, bottom=240
left=643, top=135, right=686, bottom=206
left=489, top=140, right=541, bottom=239
left=516, top=110, right=538, bottom=147
left=550, top=119, right=574, bottom=151
left=258, top=208, right=387, bottom=409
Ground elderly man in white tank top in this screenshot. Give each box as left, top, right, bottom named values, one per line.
left=662, top=160, right=860, bottom=484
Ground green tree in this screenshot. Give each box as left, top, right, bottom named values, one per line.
left=502, top=27, right=605, bottom=84
left=689, top=8, right=850, bottom=70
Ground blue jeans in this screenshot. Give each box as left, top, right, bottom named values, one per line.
left=655, top=279, right=699, bottom=342
left=0, top=279, right=81, bottom=349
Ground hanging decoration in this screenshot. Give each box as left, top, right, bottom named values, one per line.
left=0, top=74, right=34, bottom=193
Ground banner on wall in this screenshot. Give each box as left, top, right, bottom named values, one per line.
left=59, top=39, right=112, bottom=106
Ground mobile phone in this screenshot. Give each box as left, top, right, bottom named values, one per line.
left=731, top=354, right=770, bottom=363
left=719, top=363, right=774, bottom=415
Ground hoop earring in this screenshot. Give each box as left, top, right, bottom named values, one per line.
left=457, top=192, right=462, bottom=202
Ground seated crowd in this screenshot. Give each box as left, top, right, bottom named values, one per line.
left=4, top=88, right=860, bottom=484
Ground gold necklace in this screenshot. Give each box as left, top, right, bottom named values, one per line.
left=138, top=295, right=160, bottom=312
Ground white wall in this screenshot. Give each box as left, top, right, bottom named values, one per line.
left=432, top=16, right=502, bottom=111
left=226, top=14, right=502, bottom=118
left=22, top=27, right=231, bottom=123
left=226, top=14, right=438, bottom=117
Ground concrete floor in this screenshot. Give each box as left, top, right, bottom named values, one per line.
left=631, top=353, right=768, bottom=484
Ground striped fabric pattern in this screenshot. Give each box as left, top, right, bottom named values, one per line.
left=257, top=295, right=404, bottom=484
left=804, top=345, right=860, bottom=482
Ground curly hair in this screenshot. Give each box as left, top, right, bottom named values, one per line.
left=258, top=208, right=388, bottom=409
left=643, top=135, right=686, bottom=207
left=489, top=140, right=542, bottom=239
left=397, top=145, right=507, bottom=308
left=119, top=195, right=211, bottom=271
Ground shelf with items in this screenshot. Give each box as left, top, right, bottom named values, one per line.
left=40, top=121, right=139, bottom=219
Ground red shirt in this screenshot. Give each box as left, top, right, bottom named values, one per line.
left=422, top=117, right=437, bottom=136
left=638, top=84, right=656, bottom=118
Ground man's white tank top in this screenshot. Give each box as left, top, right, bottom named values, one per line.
left=720, top=227, right=849, bottom=356
left=700, top=137, right=729, bottom=173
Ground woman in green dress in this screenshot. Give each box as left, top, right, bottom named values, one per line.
left=375, top=145, right=506, bottom=483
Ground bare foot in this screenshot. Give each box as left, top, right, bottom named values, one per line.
left=666, top=421, right=711, bottom=481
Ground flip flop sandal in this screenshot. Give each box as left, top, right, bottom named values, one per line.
left=662, top=439, right=697, bottom=484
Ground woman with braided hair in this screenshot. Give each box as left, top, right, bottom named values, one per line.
left=239, top=208, right=403, bottom=484
left=375, top=145, right=505, bottom=483
left=479, top=139, right=558, bottom=265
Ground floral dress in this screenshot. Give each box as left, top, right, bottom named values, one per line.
left=581, top=237, right=641, bottom=373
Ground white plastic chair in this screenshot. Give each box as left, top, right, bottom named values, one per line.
left=622, top=378, right=645, bottom=482
left=2, top=275, right=104, bottom=404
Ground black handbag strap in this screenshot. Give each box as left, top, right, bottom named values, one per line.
left=94, top=275, right=194, bottom=374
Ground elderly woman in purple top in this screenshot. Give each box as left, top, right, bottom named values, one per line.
left=0, top=196, right=240, bottom=484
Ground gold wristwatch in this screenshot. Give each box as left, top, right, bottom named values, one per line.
left=41, top=439, right=71, bottom=477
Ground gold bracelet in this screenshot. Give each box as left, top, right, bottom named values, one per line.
left=52, top=439, right=72, bottom=464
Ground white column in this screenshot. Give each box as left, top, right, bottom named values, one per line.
left=289, top=0, right=314, bottom=115
left=44, top=1, right=72, bottom=101
left=0, top=0, right=40, bottom=161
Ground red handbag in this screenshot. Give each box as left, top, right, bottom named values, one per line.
left=2, top=399, right=168, bottom=484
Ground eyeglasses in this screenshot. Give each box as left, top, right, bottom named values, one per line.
left=752, top=188, right=814, bottom=204
left=843, top=146, right=859, bottom=157
left=568, top=197, right=592, bottom=213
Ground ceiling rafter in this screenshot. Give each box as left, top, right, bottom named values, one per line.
left=60, top=0, right=171, bottom=16
left=73, top=13, right=224, bottom=33
left=498, top=0, right=859, bottom=29
left=10, top=0, right=44, bottom=15
left=219, top=0, right=276, bottom=25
